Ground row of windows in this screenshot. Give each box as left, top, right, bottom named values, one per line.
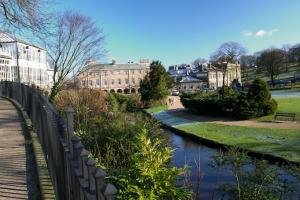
left=87, top=69, right=145, bottom=76
left=0, top=59, right=9, bottom=65
left=210, top=73, right=222, bottom=79
left=82, top=78, right=142, bottom=86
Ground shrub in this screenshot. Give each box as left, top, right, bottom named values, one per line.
left=55, top=89, right=108, bottom=131
left=218, top=86, right=235, bottom=97
left=112, top=127, right=192, bottom=200
left=246, top=78, right=277, bottom=117
left=232, top=93, right=257, bottom=119
left=181, top=78, right=277, bottom=119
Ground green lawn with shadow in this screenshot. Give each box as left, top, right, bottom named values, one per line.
left=145, top=105, right=168, bottom=114
left=176, top=122, right=300, bottom=163
left=258, top=97, right=300, bottom=122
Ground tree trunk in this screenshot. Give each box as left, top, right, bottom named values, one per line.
left=49, top=82, right=60, bottom=103
left=271, top=75, right=275, bottom=88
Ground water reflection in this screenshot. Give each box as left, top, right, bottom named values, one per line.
left=166, top=130, right=300, bottom=200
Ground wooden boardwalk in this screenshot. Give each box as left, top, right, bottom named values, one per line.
left=0, top=97, right=39, bottom=200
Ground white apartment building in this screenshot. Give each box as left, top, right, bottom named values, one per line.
left=0, top=32, right=49, bottom=87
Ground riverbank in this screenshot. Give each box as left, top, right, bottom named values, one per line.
left=147, top=109, right=300, bottom=165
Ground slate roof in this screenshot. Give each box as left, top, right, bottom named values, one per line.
left=85, top=63, right=150, bottom=72
left=179, top=75, right=201, bottom=83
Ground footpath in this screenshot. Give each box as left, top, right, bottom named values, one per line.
left=0, top=97, right=40, bottom=200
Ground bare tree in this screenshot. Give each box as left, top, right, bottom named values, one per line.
left=282, top=44, right=291, bottom=72
left=210, top=41, right=247, bottom=87
left=211, top=41, right=247, bottom=63
left=288, top=44, right=300, bottom=65
left=44, top=11, right=105, bottom=102
left=240, top=55, right=256, bottom=81
left=256, top=48, right=285, bottom=87
left=0, top=0, right=50, bottom=32
left=192, top=57, right=207, bottom=66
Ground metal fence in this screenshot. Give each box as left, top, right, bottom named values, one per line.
left=0, top=81, right=117, bottom=200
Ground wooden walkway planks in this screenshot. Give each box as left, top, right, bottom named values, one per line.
left=0, top=97, right=29, bottom=200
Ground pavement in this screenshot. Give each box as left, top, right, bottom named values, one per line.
left=0, top=97, right=39, bottom=200
left=157, top=95, right=300, bottom=130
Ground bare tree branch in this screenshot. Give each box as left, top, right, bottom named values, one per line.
left=43, top=11, right=106, bottom=102
left=0, top=0, right=52, bottom=33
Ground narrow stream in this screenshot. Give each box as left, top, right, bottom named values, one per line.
left=166, top=130, right=300, bottom=200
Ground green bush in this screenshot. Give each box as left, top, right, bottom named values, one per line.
left=246, top=78, right=277, bottom=117
left=181, top=78, right=277, bottom=119
left=112, top=127, right=192, bottom=200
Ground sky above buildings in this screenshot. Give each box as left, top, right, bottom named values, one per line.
left=56, top=0, right=300, bottom=67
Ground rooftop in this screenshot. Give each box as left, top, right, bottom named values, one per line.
left=179, top=75, right=201, bottom=83
left=84, top=63, right=150, bottom=72
left=0, top=32, right=45, bottom=50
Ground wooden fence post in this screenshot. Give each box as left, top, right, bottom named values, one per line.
left=65, top=107, right=75, bottom=156
left=104, top=184, right=117, bottom=200
left=94, top=169, right=107, bottom=200
left=86, top=158, right=96, bottom=193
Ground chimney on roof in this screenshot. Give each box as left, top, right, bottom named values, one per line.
left=112, top=59, right=116, bottom=65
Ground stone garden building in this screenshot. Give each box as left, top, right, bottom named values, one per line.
left=77, top=60, right=150, bottom=93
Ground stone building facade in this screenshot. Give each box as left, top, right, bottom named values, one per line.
left=169, top=62, right=241, bottom=93
left=77, top=60, right=150, bottom=93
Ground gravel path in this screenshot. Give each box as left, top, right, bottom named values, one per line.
left=163, top=95, right=300, bottom=129
left=0, top=97, right=40, bottom=200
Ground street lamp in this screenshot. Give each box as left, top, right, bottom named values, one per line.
left=38, top=49, right=41, bottom=86
left=25, top=46, right=29, bottom=85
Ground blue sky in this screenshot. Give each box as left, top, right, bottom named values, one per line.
left=56, top=0, right=300, bottom=67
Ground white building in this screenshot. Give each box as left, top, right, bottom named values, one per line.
left=0, top=32, right=49, bottom=87
left=0, top=51, right=12, bottom=81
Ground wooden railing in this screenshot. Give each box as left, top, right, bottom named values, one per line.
left=0, top=81, right=117, bottom=200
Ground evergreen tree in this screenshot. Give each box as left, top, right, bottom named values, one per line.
left=140, top=61, right=172, bottom=103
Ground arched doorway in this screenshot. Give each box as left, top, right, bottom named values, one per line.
left=124, top=88, right=130, bottom=94
left=117, top=89, right=123, bottom=93
left=110, top=89, right=115, bottom=93
left=131, top=88, right=136, bottom=93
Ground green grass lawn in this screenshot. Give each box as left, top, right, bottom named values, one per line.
left=258, top=97, right=300, bottom=122
left=176, top=122, right=300, bottom=163
left=145, top=105, right=168, bottom=114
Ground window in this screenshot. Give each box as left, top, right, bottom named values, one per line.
left=125, top=79, right=129, bottom=84
left=110, top=71, right=114, bottom=75
left=89, top=72, right=93, bottom=76
left=118, top=79, right=121, bottom=84
left=132, top=78, right=135, bottom=84
left=104, top=80, right=107, bottom=85
left=111, top=79, right=114, bottom=85
left=96, top=79, right=100, bottom=85
left=89, top=80, right=93, bottom=85
left=131, top=70, right=134, bottom=74
left=139, top=70, right=142, bottom=74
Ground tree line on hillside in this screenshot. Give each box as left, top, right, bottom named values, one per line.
left=193, top=42, right=300, bottom=88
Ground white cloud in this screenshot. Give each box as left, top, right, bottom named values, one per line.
left=255, top=29, right=279, bottom=37
left=242, top=31, right=253, bottom=37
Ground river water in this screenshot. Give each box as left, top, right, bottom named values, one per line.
left=166, top=130, right=300, bottom=200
